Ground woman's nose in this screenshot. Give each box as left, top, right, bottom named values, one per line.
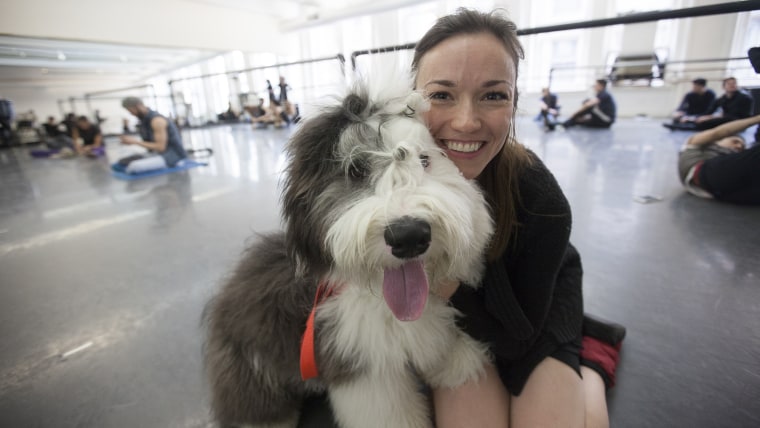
left=450, top=101, right=481, bottom=133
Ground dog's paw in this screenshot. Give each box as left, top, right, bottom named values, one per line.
left=426, top=332, right=490, bottom=388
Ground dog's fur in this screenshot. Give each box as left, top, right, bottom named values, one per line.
left=203, top=71, right=494, bottom=428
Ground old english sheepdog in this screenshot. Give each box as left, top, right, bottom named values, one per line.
left=204, top=71, right=494, bottom=428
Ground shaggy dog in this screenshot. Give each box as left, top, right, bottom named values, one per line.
left=204, top=72, right=494, bottom=428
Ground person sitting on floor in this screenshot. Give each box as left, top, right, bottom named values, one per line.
left=41, top=116, right=76, bottom=155
left=251, top=94, right=286, bottom=129
left=537, top=87, right=560, bottom=130
left=664, top=78, right=716, bottom=130
left=217, top=102, right=239, bottom=123
left=73, top=116, right=104, bottom=158
left=245, top=98, right=267, bottom=123
left=115, top=97, right=187, bottom=175
left=668, top=77, right=754, bottom=131
left=559, top=79, right=616, bottom=129
left=678, top=113, right=760, bottom=205
left=42, top=116, right=60, bottom=139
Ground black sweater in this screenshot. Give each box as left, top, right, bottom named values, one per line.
left=451, top=154, right=583, bottom=363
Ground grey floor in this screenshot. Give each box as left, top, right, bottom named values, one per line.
left=0, top=117, right=758, bottom=428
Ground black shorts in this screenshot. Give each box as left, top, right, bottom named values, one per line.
left=497, top=333, right=583, bottom=396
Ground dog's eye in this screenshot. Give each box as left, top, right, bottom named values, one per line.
left=348, top=163, right=368, bottom=180
left=420, top=155, right=430, bottom=169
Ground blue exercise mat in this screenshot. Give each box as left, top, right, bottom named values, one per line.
left=111, top=160, right=208, bottom=180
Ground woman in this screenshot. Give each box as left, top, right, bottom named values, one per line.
left=678, top=113, right=760, bottom=205
left=413, top=9, right=623, bottom=427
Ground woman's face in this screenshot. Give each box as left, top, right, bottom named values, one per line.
left=415, top=33, right=516, bottom=180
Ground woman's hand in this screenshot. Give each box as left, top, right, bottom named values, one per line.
left=434, top=279, right=461, bottom=300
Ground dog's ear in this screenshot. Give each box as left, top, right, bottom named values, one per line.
left=343, top=93, right=368, bottom=120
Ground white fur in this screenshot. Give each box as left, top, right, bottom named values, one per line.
left=318, top=287, right=489, bottom=428
left=315, top=69, right=494, bottom=427
left=237, top=68, right=494, bottom=428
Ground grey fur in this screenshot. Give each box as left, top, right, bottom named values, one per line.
left=204, top=82, right=491, bottom=427
left=204, top=90, right=384, bottom=426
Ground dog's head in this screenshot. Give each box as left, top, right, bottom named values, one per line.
left=282, top=70, right=493, bottom=320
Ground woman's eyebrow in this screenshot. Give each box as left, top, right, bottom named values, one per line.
left=483, top=80, right=509, bottom=87
left=424, top=79, right=512, bottom=88
left=424, top=80, right=456, bottom=88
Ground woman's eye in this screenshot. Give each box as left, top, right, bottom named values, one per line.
left=428, top=91, right=450, bottom=101
left=484, top=91, right=509, bottom=101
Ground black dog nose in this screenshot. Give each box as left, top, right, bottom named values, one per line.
left=384, top=217, right=431, bottom=259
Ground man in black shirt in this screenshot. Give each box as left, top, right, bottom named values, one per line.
left=667, top=78, right=716, bottom=127
left=560, top=79, right=616, bottom=129
left=73, top=116, right=103, bottom=157
left=697, top=77, right=754, bottom=129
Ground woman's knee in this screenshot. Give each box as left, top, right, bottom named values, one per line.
left=510, top=357, right=585, bottom=428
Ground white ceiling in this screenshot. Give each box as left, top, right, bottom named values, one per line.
left=0, top=0, right=430, bottom=92
left=0, top=35, right=219, bottom=90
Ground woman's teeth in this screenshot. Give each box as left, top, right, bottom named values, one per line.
left=444, top=141, right=483, bottom=153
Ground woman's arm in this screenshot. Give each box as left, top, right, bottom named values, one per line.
left=687, top=114, right=760, bottom=147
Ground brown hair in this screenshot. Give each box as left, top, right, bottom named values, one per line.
left=411, top=8, right=531, bottom=261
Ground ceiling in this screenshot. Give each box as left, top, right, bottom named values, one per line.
left=0, top=35, right=219, bottom=91
left=0, top=0, right=430, bottom=93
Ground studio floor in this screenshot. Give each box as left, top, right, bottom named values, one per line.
left=0, top=116, right=758, bottom=428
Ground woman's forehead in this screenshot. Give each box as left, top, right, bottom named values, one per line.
left=416, top=34, right=516, bottom=83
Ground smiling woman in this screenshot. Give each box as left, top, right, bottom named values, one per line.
left=411, top=8, right=626, bottom=428
left=415, top=32, right=515, bottom=180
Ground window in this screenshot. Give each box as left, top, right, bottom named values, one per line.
left=730, top=10, right=760, bottom=87
left=208, top=55, right=230, bottom=115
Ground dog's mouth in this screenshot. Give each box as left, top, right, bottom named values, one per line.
left=382, top=260, right=428, bottom=321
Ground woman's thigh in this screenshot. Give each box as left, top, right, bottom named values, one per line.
left=510, top=356, right=585, bottom=428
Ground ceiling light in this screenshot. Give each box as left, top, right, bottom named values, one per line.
left=120, top=55, right=128, bottom=62
left=57, top=51, right=66, bottom=60
left=19, top=51, right=27, bottom=57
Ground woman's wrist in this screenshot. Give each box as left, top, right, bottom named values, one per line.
left=433, top=279, right=460, bottom=300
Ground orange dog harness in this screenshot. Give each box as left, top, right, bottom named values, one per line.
left=300, top=281, right=336, bottom=380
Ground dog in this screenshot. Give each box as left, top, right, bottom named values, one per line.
left=203, top=70, right=494, bottom=428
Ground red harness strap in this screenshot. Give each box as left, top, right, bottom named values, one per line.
left=300, top=281, right=336, bottom=380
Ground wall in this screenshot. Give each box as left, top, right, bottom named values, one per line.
left=2, top=0, right=300, bottom=129
left=3, top=0, right=755, bottom=126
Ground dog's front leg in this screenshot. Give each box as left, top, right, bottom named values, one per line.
left=328, top=372, right=432, bottom=428
left=425, top=330, right=490, bottom=389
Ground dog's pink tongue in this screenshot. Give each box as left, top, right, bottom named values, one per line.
left=383, top=260, right=428, bottom=321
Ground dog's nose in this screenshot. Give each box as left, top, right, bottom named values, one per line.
left=384, top=217, right=431, bottom=259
